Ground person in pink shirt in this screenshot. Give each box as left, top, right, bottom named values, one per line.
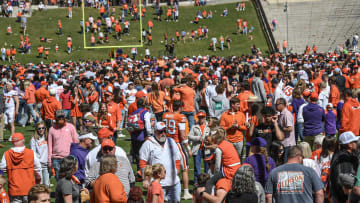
left=47, top=109, right=79, bottom=180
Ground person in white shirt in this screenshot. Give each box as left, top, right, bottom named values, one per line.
left=4, top=83, right=19, bottom=136
left=140, top=122, right=182, bottom=203
left=205, top=75, right=219, bottom=108
left=124, top=82, right=137, bottom=104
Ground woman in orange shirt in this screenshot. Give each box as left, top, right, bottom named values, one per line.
left=70, top=85, right=84, bottom=128
left=146, top=82, right=171, bottom=121
left=88, top=84, right=99, bottom=116
left=97, top=103, right=116, bottom=131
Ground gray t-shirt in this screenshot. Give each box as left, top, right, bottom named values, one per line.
left=55, top=178, right=80, bottom=203
left=265, top=163, right=323, bottom=203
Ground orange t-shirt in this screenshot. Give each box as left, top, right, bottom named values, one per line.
left=146, top=181, right=164, bottom=203
left=90, top=173, right=127, bottom=203
left=174, top=86, right=195, bottom=112
left=146, top=91, right=170, bottom=113
left=220, top=110, right=247, bottom=142
left=107, top=101, right=122, bottom=122
left=0, top=190, right=10, bottom=203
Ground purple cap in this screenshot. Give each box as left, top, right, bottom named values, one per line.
left=247, top=137, right=267, bottom=148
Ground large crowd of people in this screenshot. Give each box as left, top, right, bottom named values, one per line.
left=0, top=44, right=358, bottom=203
left=1, top=1, right=360, bottom=203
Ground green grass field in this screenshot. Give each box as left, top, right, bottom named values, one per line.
left=0, top=2, right=268, bottom=64
left=0, top=123, right=199, bottom=202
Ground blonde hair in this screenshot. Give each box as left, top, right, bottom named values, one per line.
left=298, top=142, right=312, bottom=158
left=211, top=127, right=226, bottom=144
left=32, top=121, right=48, bottom=141
left=253, top=146, right=271, bottom=171
left=144, top=163, right=164, bottom=178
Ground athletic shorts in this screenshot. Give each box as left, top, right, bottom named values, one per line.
left=176, top=143, right=188, bottom=170
left=4, top=108, right=15, bottom=125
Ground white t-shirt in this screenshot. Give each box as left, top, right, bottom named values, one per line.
left=124, top=89, right=137, bottom=104
left=4, top=90, right=17, bottom=108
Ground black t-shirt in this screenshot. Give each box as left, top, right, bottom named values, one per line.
left=252, top=123, right=277, bottom=151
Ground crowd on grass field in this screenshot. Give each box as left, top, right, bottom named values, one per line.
left=0, top=45, right=359, bottom=203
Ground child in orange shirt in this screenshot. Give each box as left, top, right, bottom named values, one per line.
left=0, top=176, right=10, bottom=203
left=145, top=163, right=165, bottom=203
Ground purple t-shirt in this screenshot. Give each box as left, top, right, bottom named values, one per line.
left=244, top=154, right=276, bottom=187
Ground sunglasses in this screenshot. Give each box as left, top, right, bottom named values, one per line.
left=157, top=130, right=166, bottom=134
left=56, top=116, right=65, bottom=119
left=102, top=147, right=114, bottom=152
left=37, top=127, right=46, bottom=130
left=84, top=120, right=94, bottom=123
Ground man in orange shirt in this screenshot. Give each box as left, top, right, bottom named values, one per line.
left=340, top=89, right=360, bottom=136
left=237, top=81, right=254, bottom=113
left=329, top=76, right=340, bottom=108
left=35, top=81, right=50, bottom=119
left=351, top=66, right=360, bottom=89
left=0, top=133, right=41, bottom=202
left=159, top=72, right=174, bottom=91
left=104, top=91, right=122, bottom=143
left=41, top=89, right=61, bottom=129
left=162, top=100, right=192, bottom=199
left=19, top=80, right=38, bottom=126
left=173, top=78, right=196, bottom=130
left=220, top=97, right=247, bottom=160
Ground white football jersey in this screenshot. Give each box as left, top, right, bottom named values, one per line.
left=4, top=90, right=17, bottom=108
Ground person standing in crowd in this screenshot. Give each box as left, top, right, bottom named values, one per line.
left=174, top=78, right=196, bottom=130
left=208, top=84, right=229, bottom=119
left=145, top=163, right=166, bottom=203
left=269, top=140, right=285, bottom=166
left=48, top=110, right=79, bottom=180
left=244, top=137, right=276, bottom=187
left=70, top=85, right=84, bottom=129
left=69, top=132, right=97, bottom=184
left=251, top=70, right=267, bottom=104
left=55, top=156, right=88, bottom=203
left=35, top=81, right=50, bottom=119
left=86, top=138, right=134, bottom=196
left=205, top=75, right=220, bottom=108
left=265, top=146, right=324, bottom=203
left=220, top=97, right=247, bottom=159
left=330, top=131, right=359, bottom=203
left=4, top=82, right=19, bottom=136
left=249, top=106, right=284, bottom=152
left=188, top=110, right=210, bottom=185
left=340, top=89, right=360, bottom=136
left=104, top=90, right=122, bottom=143
left=28, top=184, right=51, bottom=203
left=275, top=98, right=295, bottom=160
left=59, top=84, right=72, bottom=120
left=146, top=82, right=171, bottom=122
left=30, top=121, right=50, bottom=186
left=0, top=133, right=42, bottom=202
left=41, top=89, right=61, bottom=129
left=20, top=80, right=38, bottom=126
left=90, top=155, right=128, bottom=203
left=162, top=101, right=192, bottom=200
left=140, top=122, right=182, bottom=203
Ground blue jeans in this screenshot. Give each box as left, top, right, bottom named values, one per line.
left=16, top=99, right=27, bottom=123
left=41, top=163, right=50, bottom=186
left=163, top=181, right=181, bottom=203
left=193, top=149, right=208, bottom=184
left=52, top=158, right=63, bottom=181
left=120, top=109, right=126, bottom=129
left=63, top=109, right=71, bottom=120
left=19, top=103, right=38, bottom=126
left=295, top=122, right=303, bottom=142
left=182, top=111, right=194, bottom=130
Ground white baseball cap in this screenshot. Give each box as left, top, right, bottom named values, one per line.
left=79, top=133, right=98, bottom=140
left=155, top=122, right=166, bottom=131
left=339, top=131, right=359, bottom=144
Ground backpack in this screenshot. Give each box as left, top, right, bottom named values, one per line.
left=127, top=109, right=146, bottom=132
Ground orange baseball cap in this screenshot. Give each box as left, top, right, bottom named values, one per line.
left=11, top=133, right=24, bottom=142
left=310, top=92, right=319, bottom=100
left=98, top=128, right=113, bottom=139
left=303, top=89, right=311, bottom=97
left=197, top=110, right=206, bottom=117
left=135, top=91, right=147, bottom=98
left=101, top=139, right=115, bottom=148
left=40, top=81, right=48, bottom=86
left=164, top=72, right=170, bottom=77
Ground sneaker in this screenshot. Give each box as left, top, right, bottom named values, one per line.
left=117, top=133, right=126, bottom=138
left=182, top=191, right=192, bottom=200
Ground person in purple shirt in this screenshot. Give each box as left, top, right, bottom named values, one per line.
left=69, top=133, right=97, bottom=184
left=244, top=137, right=276, bottom=187
left=324, top=103, right=337, bottom=137
left=301, top=92, right=325, bottom=148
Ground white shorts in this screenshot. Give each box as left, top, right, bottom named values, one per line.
left=4, top=108, right=15, bottom=125
left=176, top=143, right=189, bottom=170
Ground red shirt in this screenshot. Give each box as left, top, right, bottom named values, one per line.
left=60, top=91, right=72, bottom=110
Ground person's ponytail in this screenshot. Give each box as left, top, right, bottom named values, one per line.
left=260, top=147, right=271, bottom=171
